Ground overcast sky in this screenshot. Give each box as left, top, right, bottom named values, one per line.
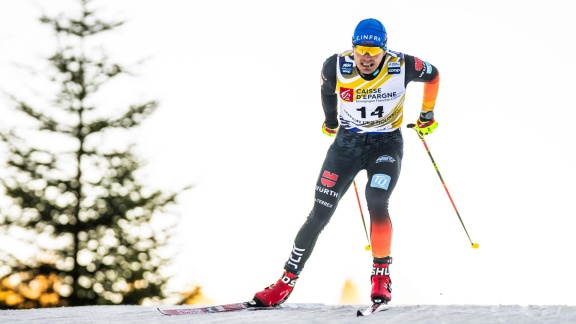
left=1, top=0, right=575, bottom=307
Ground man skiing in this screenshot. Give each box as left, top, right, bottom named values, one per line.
left=250, top=17, right=440, bottom=307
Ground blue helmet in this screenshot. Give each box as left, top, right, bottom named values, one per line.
left=352, top=18, right=387, bottom=50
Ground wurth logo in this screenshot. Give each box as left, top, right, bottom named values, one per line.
left=320, top=171, right=338, bottom=187
left=316, top=186, right=338, bottom=198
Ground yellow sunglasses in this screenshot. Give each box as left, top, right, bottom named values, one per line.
left=354, top=45, right=384, bottom=56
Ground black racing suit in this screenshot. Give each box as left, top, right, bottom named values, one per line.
left=284, top=50, right=439, bottom=274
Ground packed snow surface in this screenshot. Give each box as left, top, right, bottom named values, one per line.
left=2, top=303, right=576, bottom=324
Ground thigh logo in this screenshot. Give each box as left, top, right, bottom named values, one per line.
left=320, top=171, right=339, bottom=187
left=375, top=155, right=395, bottom=163
left=318, top=170, right=339, bottom=198
left=370, top=174, right=391, bottom=190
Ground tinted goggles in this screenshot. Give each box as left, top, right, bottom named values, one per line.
left=354, top=45, right=384, bottom=56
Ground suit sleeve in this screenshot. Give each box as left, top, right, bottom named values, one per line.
left=404, top=54, right=440, bottom=112
left=320, top=54, right=339, bottom=129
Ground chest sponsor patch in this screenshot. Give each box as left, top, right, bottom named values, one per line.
left=387, top=62, right=400, bottom=74
left=340, top=62, right=353, bottom=75
left=339, top=87, right=354, bottom=102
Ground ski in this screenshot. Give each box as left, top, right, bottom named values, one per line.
left=158, top=300, right=277, bottom=316
left=356, top=302, right=388, bottom=316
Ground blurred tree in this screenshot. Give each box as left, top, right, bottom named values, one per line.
left=0, top=0, right=192, bottom=308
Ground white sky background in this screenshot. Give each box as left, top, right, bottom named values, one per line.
left=1, top=0, right=575, bottom=307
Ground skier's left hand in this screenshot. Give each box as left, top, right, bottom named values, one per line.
left=413, top=112, right=437, bottom=136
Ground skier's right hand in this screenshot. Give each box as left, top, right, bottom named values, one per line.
left=322, top=122, right=338, bottom=137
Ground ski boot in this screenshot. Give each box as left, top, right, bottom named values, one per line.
left=251, top=270, right=298, bottom=307
left=370, top=258, right=392, bottom=303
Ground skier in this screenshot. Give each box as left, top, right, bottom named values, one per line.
left=251, top=17, right=440, bottom=307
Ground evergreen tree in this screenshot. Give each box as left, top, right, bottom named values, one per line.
left=0, top=0, right=189, bottom=308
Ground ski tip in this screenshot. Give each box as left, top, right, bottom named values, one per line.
left=157, top=308, right=173, bottom=316
left=357, top=302, right=388, bottom=317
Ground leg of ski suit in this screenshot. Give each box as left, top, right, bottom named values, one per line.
left=284, top=128, right=403, bottom=274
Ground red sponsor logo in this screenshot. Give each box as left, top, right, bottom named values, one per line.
left=339, top=87, right=354, bottom=102
left=321, top=171, right=339, bottom=187
left=414, top=57, right=423, bottom=71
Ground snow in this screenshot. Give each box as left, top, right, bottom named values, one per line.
left=2, top=304, right=576, bottom=323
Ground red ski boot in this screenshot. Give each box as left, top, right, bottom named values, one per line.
left=370, top=262, right=392, bottom=303
left=252, top=270, right=298, bottom=307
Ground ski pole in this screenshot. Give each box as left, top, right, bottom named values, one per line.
left=406, top=123, right=479, bottom=249
left=353, top=179, right=371, bottom=251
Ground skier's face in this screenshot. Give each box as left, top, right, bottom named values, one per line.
left=353, top=46, right=385, bottom=75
